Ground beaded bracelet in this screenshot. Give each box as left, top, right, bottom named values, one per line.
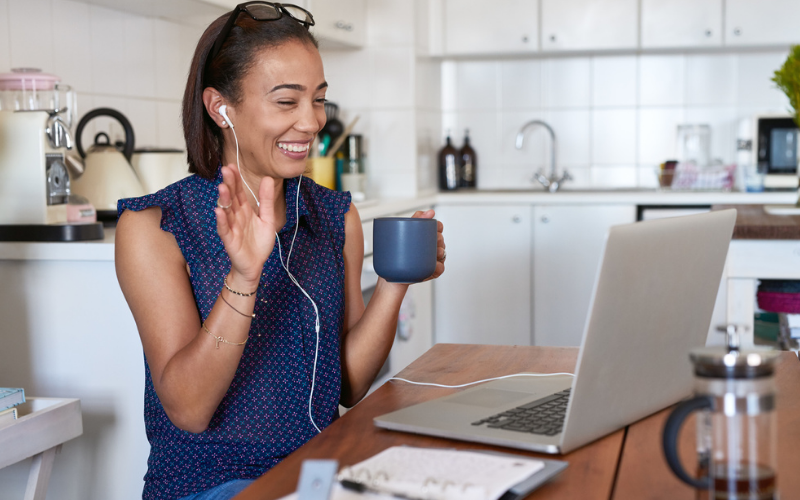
left=223, top=275, right=257, bottom=297
left=203, top=322, right=248, bottom=349
left=220, top=293, right=256, bottom=319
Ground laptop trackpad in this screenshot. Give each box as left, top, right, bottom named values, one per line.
left=446, top=389, right=531, bottom=408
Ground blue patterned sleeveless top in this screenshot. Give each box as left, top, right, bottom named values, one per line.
left=118, top=169, right=351, bottom=500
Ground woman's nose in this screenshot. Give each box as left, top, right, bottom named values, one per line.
left=295, top=103, right=324, bottom=134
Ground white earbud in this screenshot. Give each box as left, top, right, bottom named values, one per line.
left=219, top=104, right=234, bottom=128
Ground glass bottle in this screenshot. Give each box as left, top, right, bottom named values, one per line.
left=438, top=132, right=459, bottom=191
left=459, top=129, right=477, bottom=188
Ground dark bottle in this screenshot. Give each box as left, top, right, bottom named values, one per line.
left=459, top=129, right=477, bottom=188
left=438, top=132, right=459, bottom=191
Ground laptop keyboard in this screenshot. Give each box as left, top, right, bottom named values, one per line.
left=470, top=389, right=571, bottom=436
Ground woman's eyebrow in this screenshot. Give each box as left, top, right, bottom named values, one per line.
left=269, top=82, right=329, bottom=93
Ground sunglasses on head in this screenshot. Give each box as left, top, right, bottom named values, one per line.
left=205, top=2, right=315, bottom=74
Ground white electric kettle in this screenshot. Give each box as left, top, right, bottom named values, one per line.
left=70, top=108, right=145, bottom=214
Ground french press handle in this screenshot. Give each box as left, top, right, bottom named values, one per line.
left=662, top=396, right=713, bottom=489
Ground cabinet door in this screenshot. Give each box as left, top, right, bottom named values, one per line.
left=641, top=0, right=722, bottom=48
left=726, top=0, right=800, bottom=46
left=533, top=205, right=636, bottom=347
left=443, top=0, right=538, bottom=55
left=434, top=204, right=532, bottom=346
left=541, top=0, right=637, bottom=51
left=307, top=0, right=366, bottom=48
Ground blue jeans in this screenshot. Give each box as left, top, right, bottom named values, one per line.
left=178, top=480, right=255, bottom=500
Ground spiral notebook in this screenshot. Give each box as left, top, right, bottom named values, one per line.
left=288, top=446, right=567, bottom=500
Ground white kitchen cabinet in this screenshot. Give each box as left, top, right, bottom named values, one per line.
left=725, top=0, right=800, bottom=46
left=532, top=204, right=636, bottom=347
left=307, top=0, right=366, bottom=48
left=443, top=0, right=538, bottom=56
left=641, top=0, right=722, bottom=48
left=541, top=0, right=637, bottom=51
left=433, top=204, right=532, bottom=346
left=390, top=280, right=434, bottom=373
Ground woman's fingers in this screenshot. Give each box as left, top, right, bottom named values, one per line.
left=257, top=176, right=277, bottom=229
left=411, top=209, right=435, bottom=219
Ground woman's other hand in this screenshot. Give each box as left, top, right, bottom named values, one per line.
left=411, top=209, right=445, bottom=281
left=215, top=164, right=277, bottom=288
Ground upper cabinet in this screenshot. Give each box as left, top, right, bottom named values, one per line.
left=443, top=0, right=538, bottom=56
left=725, top=0, right=800, bottom=46
left=540, top=0, right=637, bottom=51
left=641, top=0, right=722, bottom=48
left=307, top=0, right=366, bottom=49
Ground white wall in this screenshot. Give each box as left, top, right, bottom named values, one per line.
left=0, top=0, right=204, bottom=151
left=442, top=50, right=792, bottom=190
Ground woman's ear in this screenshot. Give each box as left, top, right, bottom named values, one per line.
left=202, top=88, right=229, bottom=128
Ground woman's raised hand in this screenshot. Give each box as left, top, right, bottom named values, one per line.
left=215, top=164, right=277, bottom=288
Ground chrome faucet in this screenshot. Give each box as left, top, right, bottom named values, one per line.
left=515, top=120, right=571, bottom=192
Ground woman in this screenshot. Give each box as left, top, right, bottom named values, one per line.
left=115, top=4, right=445, bottom=499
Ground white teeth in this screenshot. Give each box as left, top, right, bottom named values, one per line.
left=278, top=142, right=309, bottom=153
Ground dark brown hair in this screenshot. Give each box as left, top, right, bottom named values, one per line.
left=183, top=12, right=319, bottom=178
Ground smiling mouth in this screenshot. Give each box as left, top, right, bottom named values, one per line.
left=278, top=142, right=310, bottom=153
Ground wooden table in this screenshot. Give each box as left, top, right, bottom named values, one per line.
left=0, top=398, right=83, bottom=500
left=714, top=205, right=800, bottom=345
left=234, top=344, right=625, bottom=500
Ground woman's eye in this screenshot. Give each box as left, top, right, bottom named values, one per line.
left=278, top=101, right=296, bottom=106
left=315, top=98, right=327, bottom=104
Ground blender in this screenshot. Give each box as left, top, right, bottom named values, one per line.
left=0, top=68, right=103, bottom=241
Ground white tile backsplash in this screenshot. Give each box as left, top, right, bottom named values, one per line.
left=126, top=97, right=159, bottom=148
left=369, top=46, right=414, bottom=108
left=89, top=5, right=127, bottom=95
left=737, top=51, right=791, bottom=108
left=685, top=54, right=736, bottom=106
left=589, top=166, right=638, bottom=188
left=684, top=106, right=738, bottom=164
left=637, top=107, right=686, bottom=164
left=123, top=15, right=156, bottom=98
left=154, top=19, right=184, bottom=101
left=8, top=0, right=53, bottom=71
left=541, top=57, right=591, bottom=108
left=156, top=100, right=184, bottom=149
left=500, top=59, right=541, bottom=110
left=545, top=109, right=591, bottom=166
left=592, top=56, right=637, bottom=107
left=639, top=54, right=685, bottom=106
left=368, top=109, right=416, bottom=172
left=592, top=108, right=637, bottom=164
left=53, top=0, right=93, bottom=92
left=454, top=60, right=499, bottom=111
left=320, top=49, right=372, bottom=110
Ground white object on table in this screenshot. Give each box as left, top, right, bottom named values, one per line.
left=0, top=398, right=83, bottom=500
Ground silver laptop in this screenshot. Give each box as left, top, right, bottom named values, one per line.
left=374, top=209, right=737, bottom=454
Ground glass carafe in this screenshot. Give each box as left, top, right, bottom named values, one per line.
left=663, top=326, right=779, bottom=500
left=0, top=68, right=75, bottom=126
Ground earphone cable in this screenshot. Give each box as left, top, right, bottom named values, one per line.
left=226, top=118, right=322, bottom=434
left=388, top=372, right=575, bottom=389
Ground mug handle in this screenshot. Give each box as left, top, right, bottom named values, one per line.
left=662, top=395, right=713, bottom=489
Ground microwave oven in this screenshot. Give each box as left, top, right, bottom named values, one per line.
left=755, top=115, right=799, bottom=190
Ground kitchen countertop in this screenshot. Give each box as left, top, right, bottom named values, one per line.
left=0, top=190, right=795, bottom=261
left=713, top=204, right=800, bottom=239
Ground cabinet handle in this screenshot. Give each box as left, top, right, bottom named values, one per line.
left=512, top=215, right=521, bottom=223
left=704, top=29, right=712, bottom=37
left=733, top=27, right=741, bottom=36
left=549, top=34, right=556, bottom=42
left=540, top=215, right=549, bottom=223
left=522, top=35, right=529, bottom=43
left=335, top=21, right=354, bottom=31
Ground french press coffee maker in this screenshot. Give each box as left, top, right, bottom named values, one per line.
left=663, top=326, right=779, bottom=500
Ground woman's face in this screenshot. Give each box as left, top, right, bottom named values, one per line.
left=230, top=40, right=327, bottom=179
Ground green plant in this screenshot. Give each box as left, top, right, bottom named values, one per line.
left=773, top=45, right=800, bottom=127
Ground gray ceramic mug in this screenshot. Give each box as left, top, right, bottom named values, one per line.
left=373, top=217, right=438, bottom=283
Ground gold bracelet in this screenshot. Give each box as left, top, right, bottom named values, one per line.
left=223, top=275, right=257, bottom=297
left=202, top=322, right=248, bottom=349
left=219, top=293, right=255, bottom=319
